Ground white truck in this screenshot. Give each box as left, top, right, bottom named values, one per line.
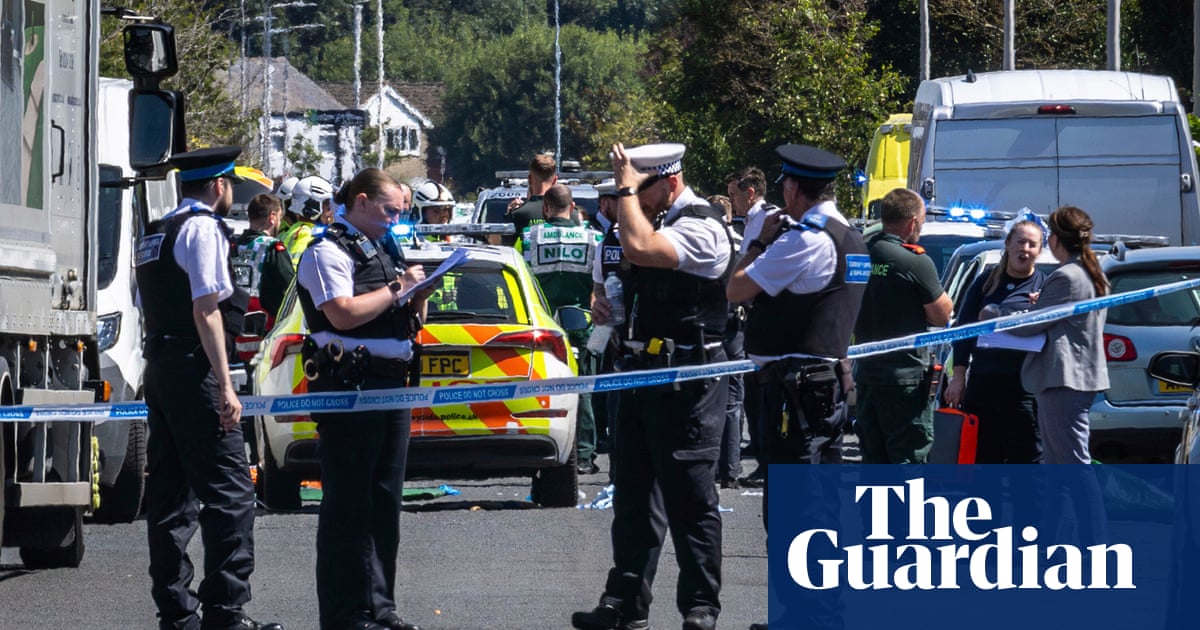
left=909, top=69, right=1200, bottom=245
left=0, top=1, right=180, bottom=566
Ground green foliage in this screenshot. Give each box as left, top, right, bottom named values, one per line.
left=1190, top=114, right=1200, bottom=162
left=286, top=136, right=323, bottom=175
left=650, top=0, right=906, bottom=212
left=434, top=24, right=646, bottom=191
left=101, top=1, right=255, bottom=152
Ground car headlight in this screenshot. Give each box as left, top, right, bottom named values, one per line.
left=97, top=312, right=121, bottom=351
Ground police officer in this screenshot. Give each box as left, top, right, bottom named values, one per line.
left=854, top=188, right=953, bottom=464
left=135, top=147, right=281, bottom=630
left=572, top=143, right=733, bottom=630
left=590, top=179, right=621, bottom=455
left=519, top=184, right=602, bottom=474
left=295, top=168, right=428, bottom=630
left=726, top=144, right=869, bottom=630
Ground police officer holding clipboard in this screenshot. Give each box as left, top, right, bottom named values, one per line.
left=726, top=144, right=869, bottom=630
left=135, top=146, right=281, bottom=630
left=295, top=168, right=428, bottom=630
left=573, top=143, right=733, bottom=630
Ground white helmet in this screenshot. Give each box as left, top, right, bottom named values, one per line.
left=290, top=175, right=333, bottom=220
left=276, top=176, right=299, bottom=201
left=413, top=180, right=455, bottom=210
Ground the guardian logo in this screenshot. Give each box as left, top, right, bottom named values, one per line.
left=789, top=478, right=1134, bottom=591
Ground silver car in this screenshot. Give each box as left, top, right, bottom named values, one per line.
left=1146, top=351, right=1200, bottom=464
left=1091, top=246, right=1200, bottom=462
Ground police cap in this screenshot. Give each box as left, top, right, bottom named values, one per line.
left=774, top=144, right=845, bottom=183
left=625, top=143, right=686, bottom=176
left=170, top=146, right=245, bottom=183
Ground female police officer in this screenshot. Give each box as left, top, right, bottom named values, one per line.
left=295, top=168, right=428, bottom=630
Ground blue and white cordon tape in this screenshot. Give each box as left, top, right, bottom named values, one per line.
left=6, top=277, right=1198, bottom=423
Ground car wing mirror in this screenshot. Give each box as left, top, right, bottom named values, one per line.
left=555, top=306, right=591, bottom=332
left=1147, top=351, right=1200, bottom=389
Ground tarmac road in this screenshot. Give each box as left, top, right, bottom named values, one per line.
left=0, top=453, right=771, bottom=630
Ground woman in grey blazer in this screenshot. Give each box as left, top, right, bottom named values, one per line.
left=1012, top=206, right=1109, bottom=464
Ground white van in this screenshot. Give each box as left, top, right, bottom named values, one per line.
left=909, top=70, right=1200, bottom=245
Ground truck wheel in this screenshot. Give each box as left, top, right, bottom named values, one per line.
left=19, top=506, right=85, bottom=568
left=1, top=425, right=6, bottom=550
left=258, top=428, right=301, bottom=511
left=0, top=359, right=12, bottom=550
left=530, top=451, right=579, bottom=508
left=93, top=419, right=146, bottom=523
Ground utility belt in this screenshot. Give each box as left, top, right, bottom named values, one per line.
left=759, top=357, right=850, bottom=438
left=143, top=333, right=202, bottom=362
left=301, top=337, right=420, bottom=388
left=616, top=335, right=720, bottom=372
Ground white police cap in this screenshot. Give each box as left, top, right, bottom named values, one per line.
left=595, top=178, right=618, bottom=197
left=626, top=143, right=686, bottom=176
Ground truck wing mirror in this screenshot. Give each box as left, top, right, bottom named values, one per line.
left=129, top=90, right=184, bottom=171
left=123, top=23, right=178, bottom=79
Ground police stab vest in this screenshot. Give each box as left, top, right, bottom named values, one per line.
left=617, top=203, right=734, bottom=344
left=522, top=221, right=599, bottom=275
left=600, top=224, right=625, bottom=277
left=745, top=214, right=870, bottom=359
left=135, top=208, right=249, bottom=346
left=296, top=222, right=415, bottom=341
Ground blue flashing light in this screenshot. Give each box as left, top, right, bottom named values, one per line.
left=947, top=206, right=966, bottom=219
left=968, top=208, right=986, bottom=221
left=853, top=169, right=868, bottom=187
left=390, top=222, right=414, bottom=238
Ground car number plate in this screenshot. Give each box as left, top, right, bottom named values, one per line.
left=422, top=351, right=470, bottom=377
left=1157, top=380, right=1192, bottom=394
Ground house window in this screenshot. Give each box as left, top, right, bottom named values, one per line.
left=408, top=128, right=419, bottom=154
left=319, top=130, right=338, bottom=153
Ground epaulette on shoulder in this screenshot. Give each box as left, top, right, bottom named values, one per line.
left=901, top=243, right=927, bottom=255
left=800, top=213, right=829, bottom=231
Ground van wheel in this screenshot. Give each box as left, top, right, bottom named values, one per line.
left=0, top=425, right=6, bottom=550
left=0, top=358, right=12, bottom=550
left=257, top=426, right=301, bottom=511
left=93, top=419, right=146, bottom=523
left=530, top=451, right=579, bottom=508
left=19, top=507, right=85, bottom=568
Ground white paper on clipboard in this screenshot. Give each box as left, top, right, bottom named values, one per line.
left=395, top=248, right=471, bottom=303
left=977, top=330, right=1046, bottom=352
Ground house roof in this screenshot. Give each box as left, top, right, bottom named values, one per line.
left=318, top=81, right=445, bottom=125
left=220, top=57, right=345, bottom=113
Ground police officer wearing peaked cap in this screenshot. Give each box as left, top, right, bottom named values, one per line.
left=727, top=143, right=870, bottom=630
left=573, top=143, right=734, bottom=630
left=135, top=146, right=283, bottom=630
left=295, top=167, right=428, bottom=630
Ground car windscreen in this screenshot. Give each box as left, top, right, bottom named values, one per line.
left=919, top=234, right=986, bottom=277
left=425, top=266, right=519, bottom=323
left=1107, top=269, right=1200, bottom=326
left=98, top=165, right=124, bottom=290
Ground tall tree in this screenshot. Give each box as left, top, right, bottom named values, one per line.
left=647, top=0, right=906, bottom=209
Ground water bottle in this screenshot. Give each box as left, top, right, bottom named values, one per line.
left=604, top=272, right=625, bottom=326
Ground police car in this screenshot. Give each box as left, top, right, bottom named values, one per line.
left=472, top=164, right=608, bottom=226
left=252, top=230, right=583, bottom=509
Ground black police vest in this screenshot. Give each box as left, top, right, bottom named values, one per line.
left=135, top=209, right=248, bottom=342
left=296, top=223, right=415, bottom=341
left=599, top=224, right=624, bottom=277
left=617, top=203, right=734, bottom=344
left=745, top=215, right=868, bottom=359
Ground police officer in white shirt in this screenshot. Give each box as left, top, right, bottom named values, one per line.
left=295, top=168, right=427, bottom=630
left=573, top=143, right=734, bottom=630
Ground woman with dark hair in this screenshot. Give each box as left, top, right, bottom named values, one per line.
left=1010, top=205, right=1109, bottom=463
left=944, top=219, right=1047, bottom=462
left=296, top=167, right=427, bottom=630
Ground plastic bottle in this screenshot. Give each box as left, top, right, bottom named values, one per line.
left=604, top=272, right=625, bottom=326
left=586, top=324, right=613, bottom=354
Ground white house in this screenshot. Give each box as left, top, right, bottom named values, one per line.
left=319, top=82, right=445, bottom=183
left=221, top=57, right=367, bottom=183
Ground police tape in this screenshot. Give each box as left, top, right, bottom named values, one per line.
left=4, top=276, right=1198, bottom=423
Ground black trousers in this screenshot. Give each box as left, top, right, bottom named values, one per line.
left=602, top=351, right=727, bottom=620
left=965, top=373, right=1041, bottom=464
left=311, top=375, right=412, bottom=630
left=144, top=350, right=256, bottom=628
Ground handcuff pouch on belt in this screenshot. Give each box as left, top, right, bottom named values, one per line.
left=762, top=358, right=843, bottom=437
left=301, top=337, right=411, bottom=388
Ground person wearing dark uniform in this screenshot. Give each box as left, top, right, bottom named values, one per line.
left=295, top=168, right=429, bottom=630
left=854, top=188, right=953, bottom=464
left=727, top=145, right=870, bottom=630
left=230, top=193, right=294, bottom=344
left=134, top=147, right=281, bottom=630
left=503, top=153, right=557, bottom=246
left=590, top=179, right=621, bottom=454
left=572, top=143, right=733, bottom=630
left=518, top=184, right=603, bottom=474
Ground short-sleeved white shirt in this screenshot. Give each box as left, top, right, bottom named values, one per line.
left=162, top=199, right=234, bottom=301
left=658, top=187, right=731, bottom=280
left=296, top=221, right=413, bottom=360
left=744, top=201, right=848, bottom=297
left=739, top=199, right=779, bottom=255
